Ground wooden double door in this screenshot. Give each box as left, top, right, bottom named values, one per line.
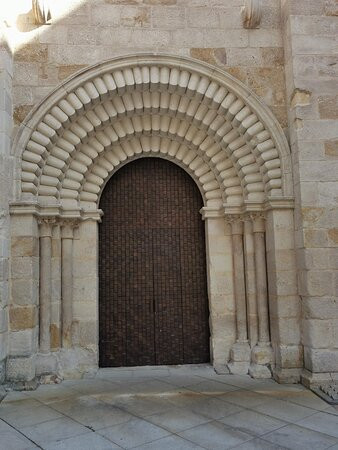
left=99, top=158, right=210, bottom=367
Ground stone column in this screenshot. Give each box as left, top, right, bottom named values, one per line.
left=243, top=217, right=258, bottom=348
left=61, top=220, right=77, bottom=349
left=249, top=213, right=273, bottom=378
left=228, top=215, right=250, bottom=375
left=38, top=218, right=54, bottom=354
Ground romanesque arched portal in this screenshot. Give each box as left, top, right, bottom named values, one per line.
left=8, top=54, right=301, bottom=383
left=99, top=158, right=210, bottom=367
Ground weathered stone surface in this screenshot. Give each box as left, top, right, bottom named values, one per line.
left=325, top=140, right=338, bottom=157
left=328, top=228, right=338, bottom=245
left=9, top=306, right=37, bottom=331
left=13, top=105, right=33, bottom=125
left=325, top=0, right=338, bottom=16
left=190, top=48, right=227, bottom=67
left=291, top=89, right=311, bottom=108
left=11, top=237, right=38, bottom=257
left=0, top=333, right=8, bottom=361
left=57, top=64, right=87, bottom=81
left=0, top=361, right=5, bottom=384
left=14, top=44, right=48, bottom=63
left=249, top=364, right=272, bottom=379
left=105, top=0, right=177, bottom=3
left=36, top=353, right=57, bottom=376
left=9, top=329, right=37, bottom=356
left=144, top=0, right=176, bottom=4
left=50, top=323, right=61, bottom=350
left=305, top=347, right=338, bottom=372
left=58, top=348, right=97, bottom=379
left=319, top=95, right=338, bottom=119
left=11, top=279, right=39, bottom=306
left=121, top=6, right=150, bottom=27
left=6, top=356, right=36, bottom=382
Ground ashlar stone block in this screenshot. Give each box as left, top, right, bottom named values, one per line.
left=9, top=328, right=38, bottom=357
left=6, top=356, right=36, bottom=382
left=9, top=306, right=37, bottom=331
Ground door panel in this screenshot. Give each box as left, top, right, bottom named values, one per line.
left=153, top=228, right=184, bottom=365
left=99, top=157, right=210, bottom=367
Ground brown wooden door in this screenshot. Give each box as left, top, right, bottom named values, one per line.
left=99, top=158, right=210, bottom=367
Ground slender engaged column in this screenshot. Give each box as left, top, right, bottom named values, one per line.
left=252, top=215, right=270, bottom=343
left=228, top=215, right=250, bottom=375
left=38, top=218, right=54, bottom=354
left=249, top=213, right=273, bottom=378
left=232, top=220, right=248, bottom=342
left=61, top=221, right=76, bottom=349
left=243, top=218, right=258, bottom=348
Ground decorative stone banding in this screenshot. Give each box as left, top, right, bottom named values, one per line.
left=18, top=55, right=291, bottom=210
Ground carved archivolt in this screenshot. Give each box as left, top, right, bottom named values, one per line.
left=17, top=55, right=291, bottom=210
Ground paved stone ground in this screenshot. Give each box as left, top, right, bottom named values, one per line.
left=1, top=365, right=338, bottom=450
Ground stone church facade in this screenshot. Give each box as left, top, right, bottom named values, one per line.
left=0, top=0, right=337, bottom=388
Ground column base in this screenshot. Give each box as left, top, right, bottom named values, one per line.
left=272, top=367, right=301, bottom=384
left=36, top=353, right=58, bottom=378
left=251, top=342, right=274, bottom=365
left=214, top=364, right=230, bottom=375
left=0, top=386, right=6, bottom=402
left=301, top=369, right=338, bottom=388
left=6, top=356, right=36, bottom=383
left=228, top=341, right=251, bottom=375
left=249, top=364, right=272, bottom=379
left=0, top=359, right=5, bottom=384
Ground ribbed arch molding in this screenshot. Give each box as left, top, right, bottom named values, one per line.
left=18, top=54, right=292, bottom=209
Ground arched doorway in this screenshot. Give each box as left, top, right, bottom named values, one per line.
left=99, top=158, right=210, bottom=367
left=9, top=54, right=300, bottom=384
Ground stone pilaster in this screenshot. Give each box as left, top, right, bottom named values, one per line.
left=265, top=202, right=302, bottom=383
left=7, top=212, right=39, bottom=383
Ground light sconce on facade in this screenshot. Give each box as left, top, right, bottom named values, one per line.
left=241, top=0, right=262, bottom=29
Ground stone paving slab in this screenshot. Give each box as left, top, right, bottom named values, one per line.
left=0, top=365, right=338, bottom=450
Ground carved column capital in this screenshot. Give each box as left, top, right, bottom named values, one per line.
left=225, top=214, right=244, bottom=235
left=243, top=217, right=253, bottom=234
left=241, top=0, right=262, bottom=29
left=38, top=217, right=56, bottom=237
left=250, top=212, right=265, bottom=233
left=60, top=219, right=80, bottom=239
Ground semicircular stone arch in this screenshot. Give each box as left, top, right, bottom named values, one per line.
left=8, top=54, right=302, bottom=383
left=16, top=54, right=292, bottom=210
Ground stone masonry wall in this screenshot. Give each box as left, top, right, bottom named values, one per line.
left=10, top=0, right=286, bottom=136
left=281, top=0, right=338, bottom=382
left=0, top=31, right=13, bottom=382
left=3, top=0, right=338, bottom=383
